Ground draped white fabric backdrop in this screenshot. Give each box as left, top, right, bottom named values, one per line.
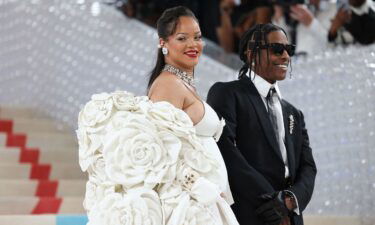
left=0, top=0, right=374, bottom=223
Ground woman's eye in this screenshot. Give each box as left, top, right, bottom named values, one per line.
left=194, top=36, right=202, bottom=41
left=177, top=37, right=186, bottom=41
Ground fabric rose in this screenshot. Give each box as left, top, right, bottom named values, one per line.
left=83, top=180, right=116, bottom=212
left=112, top=91, right=149, bottom=111
left=190, top=177, right=221, bottom=205
left=87, top=189, right=163, bottom=225
left=76, top=128, right=103, bottom=171
left=184, top=200, right=217, bottom=225
left=86, top=157, right=112, bottom=184
left=103, top=114, right=181, bottom=189
left=147, top=101, right=195, bottom=137
left=180, top=138, right=219, bottom=174
left=105, top=111, right=132, bottom=131
left=78, top=93, right=113, bottom=133
left=160, top=191, right=218, bottom=225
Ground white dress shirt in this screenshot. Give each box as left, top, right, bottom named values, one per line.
left=247, top=70, right=289, bottom=178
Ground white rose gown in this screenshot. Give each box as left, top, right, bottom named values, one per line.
left=77, top=92, right=239, bottom=225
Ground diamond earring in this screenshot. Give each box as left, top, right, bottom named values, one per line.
left=162, top=47, right=168, bottom=55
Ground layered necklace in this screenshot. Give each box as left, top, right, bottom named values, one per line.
left=163, top=64, right=195, bottom=88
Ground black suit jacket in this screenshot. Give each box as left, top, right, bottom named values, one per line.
left=206, top=76, right=317, bottom=225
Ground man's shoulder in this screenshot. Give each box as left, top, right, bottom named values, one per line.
left=209, top=79, right=243, bottom=92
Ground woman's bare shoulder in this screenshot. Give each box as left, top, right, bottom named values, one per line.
left=148, top=72, right=186, bottom=108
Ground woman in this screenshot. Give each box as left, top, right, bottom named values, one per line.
left=147, top=6, right=238, bottom=225
left=77, top=6, right=239, bottom=225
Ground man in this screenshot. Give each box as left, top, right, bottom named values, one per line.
left=207, top=23, right=317, bottom=225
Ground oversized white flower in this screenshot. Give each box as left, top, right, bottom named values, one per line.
left=181, top=139, right=219, bottom=174
left=83, top=180, right=116, bottom=212
left=157, top=181, right=183, bottom=201
left=87, top=189, right=163, bottom=225
left=76, top=128, right=103, bottom=171
left=111, top=91, right=149, bottom=111
left=147, top=101, right=195, bottom=137
left=161, top=190, right=217, bottom=225
left=86, top=157, right=112, bottom=184
left=104, top=109, right=150, bottom=132
left=183, top=200, right=217, bottom=225
left=105, top=111, right=132, bottom=131
left=103, top=114, right=181, bottom=189
left=78, top=93, right=114, bottom=133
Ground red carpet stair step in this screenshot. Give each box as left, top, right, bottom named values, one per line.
left=0, top=179, right=85, bottom=197
left=0, top=163, right=85, bottom=180
left=0, top=132, right=78, bottom=150
left=0, top=147, right=78, bottom=164
left=0, top=109, right=85, bottom=217
left=0, top=196, right=84, bottom=214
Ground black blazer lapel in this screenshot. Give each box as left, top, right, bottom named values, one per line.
left=240, top=76, right=283, bottom=161
left=281, top=100, right=296, bottom=179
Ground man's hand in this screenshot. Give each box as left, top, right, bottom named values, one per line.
left=255, top=191, right=289, bottom=225
left=280, top=216, right=291, bottom=225
left=284, top=196, right=297, bottom=211
left=329, top=8, right=352, bottom=37
left=290, top=4, right=314, bottom=26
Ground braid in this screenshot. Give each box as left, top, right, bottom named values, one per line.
left=238, top=63, right=249, bottom=79
left=237, top=23, right=288, bottom=80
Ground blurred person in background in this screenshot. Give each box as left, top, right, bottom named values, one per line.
left=121, top=0, right=223, bottom=44
left=120, top=0, right=275, bottom=54
left=289, top=0, right=337, bottom=55
left=328, top=0, right=375, bottom=45
left=271, top=0, right=306, bottom=47
left=219, top=0, right=273, bottom=53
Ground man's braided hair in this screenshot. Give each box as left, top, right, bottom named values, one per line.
left=238, top=23, right=291, bottom=79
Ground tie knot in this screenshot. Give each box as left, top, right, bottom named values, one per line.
left=267, top=87, right=277, bottom=99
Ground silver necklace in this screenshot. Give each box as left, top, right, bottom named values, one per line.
left=163, top=64, right=195, bottom=88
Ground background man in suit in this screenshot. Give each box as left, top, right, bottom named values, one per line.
left=207, top=23, right=317, bottom=225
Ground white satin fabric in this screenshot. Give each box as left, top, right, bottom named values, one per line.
left=193, top=101, right=238, bottom=225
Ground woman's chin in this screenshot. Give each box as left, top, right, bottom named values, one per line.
left=181, top=61, right=198, bottom=70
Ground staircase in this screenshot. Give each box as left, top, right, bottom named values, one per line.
left=0, top=106, right=87, bottom=225
left=0, top=106, right=368, bottom=225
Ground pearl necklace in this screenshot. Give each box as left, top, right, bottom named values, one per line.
left=163, top=64, right=195, bottom=88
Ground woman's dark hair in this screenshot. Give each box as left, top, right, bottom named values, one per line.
left=147, top=6, right=198, bottom=90
left=238, top=23, right=290, bottom=79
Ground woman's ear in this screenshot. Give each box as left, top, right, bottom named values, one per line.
left=159, top=38, right=166, bottom=48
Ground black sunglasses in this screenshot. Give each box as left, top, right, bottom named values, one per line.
left=248, top=43, right=296, bottom=56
